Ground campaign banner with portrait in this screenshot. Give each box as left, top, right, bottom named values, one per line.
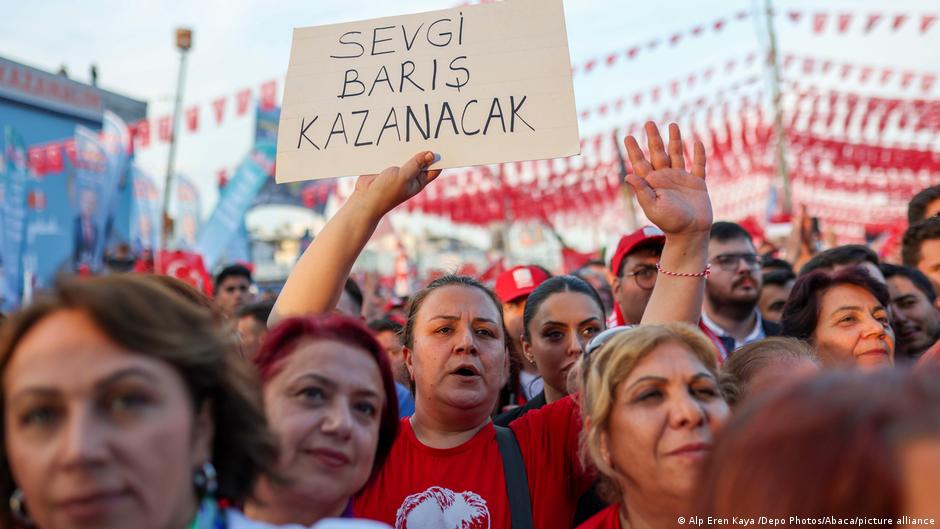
left=1, top=126, right=30, bottom=311
left=174, top=174, right=202, bottom=251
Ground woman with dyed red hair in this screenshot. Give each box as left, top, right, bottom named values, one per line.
left=696, top=366, right=940, bottom=524
left=244, top=315, right=399, bottom=526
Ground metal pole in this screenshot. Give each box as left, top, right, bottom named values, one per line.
left=161, top=47, right=189, bottom=253
left=763, top=0, right=792, bottom=214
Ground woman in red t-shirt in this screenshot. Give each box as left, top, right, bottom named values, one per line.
left=270, top=122, right=714, bottom=529
left=577, top=323, right=729, bottom=529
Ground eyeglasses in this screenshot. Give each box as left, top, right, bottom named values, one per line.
left=224, top=285, right=250, bottom=294
left=621, top=265, right=658, bottom=290
left=710, top=253, right=762, bottom=272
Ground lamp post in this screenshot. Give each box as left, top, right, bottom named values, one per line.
left=160, top=27, right=193, bottom=254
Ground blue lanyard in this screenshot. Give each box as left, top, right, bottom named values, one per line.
left=187, top=498, right=228, bottom=529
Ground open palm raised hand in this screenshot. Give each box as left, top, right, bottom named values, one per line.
left=624, top=122, right=712, bottom=236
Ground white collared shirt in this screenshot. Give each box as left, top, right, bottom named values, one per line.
left=700, top=310, right=767, bottom=352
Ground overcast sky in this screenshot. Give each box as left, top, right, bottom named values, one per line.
left=1, top=0, right=936, bottom=223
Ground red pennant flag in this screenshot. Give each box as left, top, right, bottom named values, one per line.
left=212, top=97, right=227, bottom=125
left=647, top=38, right=660, bottom=49
left=879, top=69, right=894, bottom=85
left=788, top=11, right=802, bottom=23
left=605, top=53, right=617, bottom=66
left=921, top=15, right=938, bottom=34
left=633, top=92, right=643, bottom=105
left=900, top=71, right=916, bottom=89
left=651, top=87, right=661, bottom=103
left=782, top=54, right=795, bottom=69
left=813, top=12, right=827, bottom=33
left=687, top=73, right=697, bottom=87
left=691, top=25, right=705, bottom=36
left=27, top=147, right=46, bottom=175
left=892, top=14, right=908, bottom=31
left=859, top=67, right=874, bottom=84
left=669, top=33, right=682, bottom=45
left=735, top=10, right=748, bottom=20
left=713, top=18, right=726, bottom=31
left=580, top=110, right=590, bottom=121
left=236, top=88, right=252, bottom=116
left=626, top=47, right=640, bottom=59
left=821, top=60, right=833, bottom=74
left=670, top=80, right=680, bottom=96
left=802, top=58, right=815, bottom=74
left=864, top=13, right=882, bottom=33
left=45, top=145, right=63, bottom=172
left=725, top=58, right=737, bottom=73
left=217, top=169, right=229, bottom=189
left=158, top=116, right=172, bottom=142
left=704, top=67, right=715, bottom=80
left=839, top=63, right=853, bottom=79
left=64, top=140, right=77, bottom=164
left=837, top=13, right=853, bottom=32
left=185, top=107, right=199, bottom=132
left=614, top=98, right=624, bottom=111
left=259, top=80, right=277, bottom=111
left=598, top=103, right=609, bottom=116
left=135, top=119, right=151, bottom=148
left=923, top=74, right=937, bottom=93
left=583, top=59, right=597, bottom=73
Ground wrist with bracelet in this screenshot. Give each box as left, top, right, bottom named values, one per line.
left=656, top=262, right=711, bottom=278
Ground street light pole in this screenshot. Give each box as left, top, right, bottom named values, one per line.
left=762, top=0, right=792, bottom=215
left=160, top=27, right=193, bottom=254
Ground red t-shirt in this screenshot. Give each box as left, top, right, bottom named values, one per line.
left=576, top=504, right=621, bottom=529
left=354, top=395, right=592, bottom=529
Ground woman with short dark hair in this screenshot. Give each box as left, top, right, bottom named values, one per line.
left=781, top=268, right=895, bottom=369
left=0, top=275, right=280, bottom=528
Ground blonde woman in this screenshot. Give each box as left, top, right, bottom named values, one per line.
left=578, top=324, right=730, bottom=529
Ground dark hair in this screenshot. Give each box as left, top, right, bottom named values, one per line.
left=761, top=257, right=793, bottom=274
left=709, top=221, right=753, bottom=243
left=215, top=263, right=252, bottom=288
left=251, top=315, right=398, bottom=483
left=696, top=367, right=940, bottom=521
left=762, top=269, right=796, bottom=288
left=718, top=337, right=814, bottom=406
left=881, top=263, right=937, bottom=303
left=902, top=217, right=940, bottom=267
left=403, top=275, right=506, bottom=350
left=522, top=275, right=605, bottom=342
left=781, top=268, right=891, bottom=342
left=908, top=184, right=940, bottom=223
left=799, top=245, right=879, bottom=276
left=236, top=301, right=276, bottom=326
left=0, top=275, right=278, bottom=524
left=147, top=274, right=226, bottom=323
left=368, top=317, right=403, bottom=335
left=344, top=277, right=364, bottom=312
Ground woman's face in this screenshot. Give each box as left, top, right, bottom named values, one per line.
left=3, top=310, right=212, bottom=529
left=263, top=339, right=383, bottom=507
left=812, top=285, right=895, bottom=369
left=406, top=285, right=508, bottom=423
left=523, top=291, right=604, bottom=399
left=602, top=341, right=728, bottom=502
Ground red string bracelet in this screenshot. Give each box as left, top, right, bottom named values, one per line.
left=656, top=262, right=711, bottom=278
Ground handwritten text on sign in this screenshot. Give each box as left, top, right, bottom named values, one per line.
left=276, top=0, right=579, bottom=183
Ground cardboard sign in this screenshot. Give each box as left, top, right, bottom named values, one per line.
left=276, top=0, right=579, bottom=183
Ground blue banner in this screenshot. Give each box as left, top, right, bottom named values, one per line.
left=1, top=127, right=29, bottom=310
left=195, top=142, right=273, bottom=268
left=174, top=175, right=202, bottom=251
left=255, top=106, right=280, bottom=144
left=101, top=111, right=133, bottom=255
left=129, top=167, right=161, bottom=255
left=73, top=126, right=111, bottom=272
left=22, top=151, right=76, bottom=294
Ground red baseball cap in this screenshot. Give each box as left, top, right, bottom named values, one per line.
left=494, top=265, right=551, bottom=303
left=608, top=226, right=666, bottom=277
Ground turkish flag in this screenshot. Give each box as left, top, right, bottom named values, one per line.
left=236, top=88, right=252, bottom=116
left=212, top=97, right=227, bottom=124
left=135, top=119, right=151, bottom=148
left=155, top=250, right=214, bottom=297
left=158, top=116, right=172, bottom=142
left=259, top=80, right=277, bottom=111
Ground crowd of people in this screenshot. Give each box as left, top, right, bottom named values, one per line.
left=0, top=122, right=938, bottom=529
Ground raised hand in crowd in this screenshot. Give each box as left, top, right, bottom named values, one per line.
left=624, top=122, right=712, bottom=325
left=270, top=152, right=441, bottom=323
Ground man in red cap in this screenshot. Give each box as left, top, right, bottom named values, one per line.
left=607, top=226, right=666, bottom=326
left=494, top=264, right=551, bottom=401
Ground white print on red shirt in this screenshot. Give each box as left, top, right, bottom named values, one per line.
left=394, top=486, right=490, bottom=529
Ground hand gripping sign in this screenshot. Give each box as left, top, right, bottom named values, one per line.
left=276, top=0, right=580, bottom=183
